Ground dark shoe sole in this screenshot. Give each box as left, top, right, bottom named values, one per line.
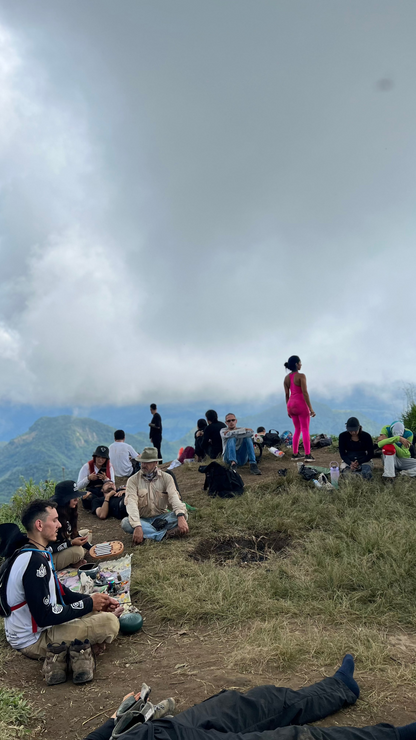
left=73, top=672, right=94, bottom=684
left=46, top=673, right=67, bottom=686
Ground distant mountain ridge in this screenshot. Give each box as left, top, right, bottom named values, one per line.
left=0, top=388, right=400, bottom=443
left=0, top=401, right=389, bottom=503
left=239, top=401, right=381, bottom=437
left=0, top=416, right=181, bottom=503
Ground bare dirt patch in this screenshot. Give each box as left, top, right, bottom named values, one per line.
left=190, top=532, right=291, bottom=565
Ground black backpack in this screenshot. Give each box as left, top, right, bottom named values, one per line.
left=199, top=462, right=244, bottom=499
left=311, top=434, right=332, bottom=448
left=0, top=547, right=36, bottom=618
left=262, top=429, right=281, bottom=447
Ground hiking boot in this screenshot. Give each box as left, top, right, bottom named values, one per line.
left=249, top=463, right=262, bottom=475
left=42, top=642, right=68, bottom=685
left=69, top=639, right=95, bottom=684
left=291, top=452, right=302, bottom=461
left=304, top=454, right=316, bottom=462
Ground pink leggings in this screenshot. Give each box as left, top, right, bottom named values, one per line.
left=291, top=412, right=311, bottom=455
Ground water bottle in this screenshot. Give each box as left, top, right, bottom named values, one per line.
left=269, top=447, right=284, bottom=458
left=329, top=461, right=339, bottom=487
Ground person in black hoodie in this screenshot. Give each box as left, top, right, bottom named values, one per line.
left=202, top=410, right=226, bottom=459
left=338, top=417, right=374, bottom=479
left=194, top=418, right=208, bottom=461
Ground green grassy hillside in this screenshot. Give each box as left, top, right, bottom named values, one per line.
left=0, top=416, right=180, bottom=503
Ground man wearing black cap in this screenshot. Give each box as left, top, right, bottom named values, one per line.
left=76, top=445, right=115, bottom=493
left=338, top=417, right=374, bottom=479
left=0, top=499, right=120, bottom=685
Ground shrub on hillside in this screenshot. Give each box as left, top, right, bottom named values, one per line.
left=0, top=479, right=56, bottom=526
left=402, top=385, right=416, bottom=433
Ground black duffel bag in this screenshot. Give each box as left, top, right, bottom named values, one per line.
left=262, top=429, right=281, bottom=447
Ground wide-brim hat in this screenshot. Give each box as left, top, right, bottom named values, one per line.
left=53, top=480, right=84, bottom=507
left=0, top=523, right=28, bottom=558
left=140, top=447, right=162, bottom=463
left=92, top=445, right=110, bottom=459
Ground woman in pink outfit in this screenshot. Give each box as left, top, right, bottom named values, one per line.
left=284, top=355, right=316, bottom=462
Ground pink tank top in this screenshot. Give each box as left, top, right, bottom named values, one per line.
left=287, top=373, right=309, bottom=415
left=289, top=373, right=303, bottom=397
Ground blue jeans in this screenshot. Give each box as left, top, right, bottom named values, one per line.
left=223, top=437, right=256, bottom=466
left=121, top=512, right=179, bottom=541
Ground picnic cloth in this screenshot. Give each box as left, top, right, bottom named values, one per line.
left=57, top=554, right=132, bottom=606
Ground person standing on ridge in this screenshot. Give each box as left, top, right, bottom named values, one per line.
left=149, top=404, right=162, bottom=462
left=284, top=355, right=316, bottom=462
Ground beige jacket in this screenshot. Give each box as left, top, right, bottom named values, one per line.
left=125, top=469, right=187, bottom=529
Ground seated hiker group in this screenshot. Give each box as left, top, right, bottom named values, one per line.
left=1, top=386, right=415, bottom=697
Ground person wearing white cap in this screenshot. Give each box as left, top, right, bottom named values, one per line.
left=378, top=420, right=416, bottom=478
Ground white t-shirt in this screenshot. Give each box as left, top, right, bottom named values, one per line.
left=109, top=441, right=140, bottom=477
left=76, top=462, right=115, bottom=490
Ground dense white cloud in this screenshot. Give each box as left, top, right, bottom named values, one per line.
left=0, top=1, right=415, bottom=407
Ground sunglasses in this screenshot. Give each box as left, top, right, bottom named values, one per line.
left=226, top=419, right=236, bottom=423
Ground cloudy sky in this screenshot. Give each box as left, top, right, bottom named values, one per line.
left=0, top=0, right=415, bottom=408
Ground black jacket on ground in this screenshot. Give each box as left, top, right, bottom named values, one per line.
left=83, top=676, right=394, bottom=740
left=202, top=421, right=226, bottom=459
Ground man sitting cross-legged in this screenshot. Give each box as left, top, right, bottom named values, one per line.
left=121, top=447, right=189, bottom=543
left=220, top=413, right=261, bottom=475
left=84, top=654, right=416, bottom=740
left=82, top=480, right=127, bottom=520
left=0, top=499, right=120, bottom=685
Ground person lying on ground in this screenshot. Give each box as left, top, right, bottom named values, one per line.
left=121, top=447, right=189, bottom=543
left=220, top=413, right=261, bottom=475
left=194, top=418, right=207, bottom=461
left=0, top=499, right=120, bottom=685
left=77, top=445, right=115, bottom=494
left=48, top=480, right=92, bottom=570
left=378, top=420, right=416, bottom=479
left=82, top=480, right=127, bottom=520
left=178, top=446, right=196, bottom=464
left=83, top=654, right=414, bottom=740
left=202, top=409, right=226, bottom=459
left=109, top=430, right=141, bottom=488
left=338, top=417, right=374, bottom=479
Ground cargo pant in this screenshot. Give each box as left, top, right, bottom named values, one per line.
left=20, top=612, right=119, bottom=659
